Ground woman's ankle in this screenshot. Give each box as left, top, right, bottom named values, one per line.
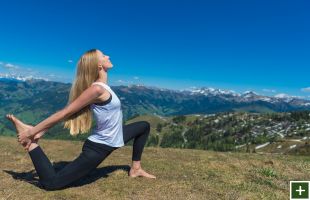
left=27, top=143, right=39, bottom=152
left=132, top=160, right=141, bottom=170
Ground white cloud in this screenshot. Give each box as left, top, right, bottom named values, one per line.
left=133, top=76, right=139, bottom=80
left=274, top=93, right=306, bottom=100
left=182, top=86, right=197, bottom=91
left=3, top=63, right=19, bottom=69
left=301, top=87, right=310, bottom=92
left=0, top=61, right=64, bottom=82
left=0, top=61, right=72, bottom=83
left=116, top=79, right=134, bottom=84
left=262, top=88, right=276, bottom=93
left=274, top=93, right=290, bottom=98
left=68, top=60, right=73, bottom=63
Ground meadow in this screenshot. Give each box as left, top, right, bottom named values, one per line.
left=0, top=136, right=309, bottom=200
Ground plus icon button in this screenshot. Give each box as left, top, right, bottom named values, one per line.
left=296, top=185, right=306, bottom=196
left=290, top=181, right=310, bottom=200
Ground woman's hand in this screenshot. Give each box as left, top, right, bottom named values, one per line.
left=33, top=131, right=44, bottom=143
left=17, top=129, right=33, bottom=150
left=20, top=137, right=33, bottom=150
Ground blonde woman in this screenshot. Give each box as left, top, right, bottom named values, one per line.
left=6, top=49, right=156, bottom=190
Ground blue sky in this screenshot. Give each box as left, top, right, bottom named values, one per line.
left=0, top=0, right=309, bottom=99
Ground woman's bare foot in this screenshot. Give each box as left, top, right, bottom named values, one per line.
left=6, top=114, right=46, bottom=143
left=129, top=161, right=156, bottom=179
left=129, top=167, right=157, bottom=179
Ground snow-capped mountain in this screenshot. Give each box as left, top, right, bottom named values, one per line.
left=186, top=86, right=310, bottom=107
left=0, top=73, right=48, bottom=82
left=1, top=75, right=310, bottom=113
left=187, top=87, right=239, bottom=96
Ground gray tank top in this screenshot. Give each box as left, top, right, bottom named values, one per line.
left=87, top=82, right=124, bottom=147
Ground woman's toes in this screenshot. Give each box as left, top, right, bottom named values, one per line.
left=9, top=114, right=14, bottom=120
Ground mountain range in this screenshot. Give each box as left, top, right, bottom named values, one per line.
left=0, top=77, right=309, bottom=155
left=0, top=76, right=310, bottom=122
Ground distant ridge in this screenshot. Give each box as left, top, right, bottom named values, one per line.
left=0, top=77, right=23, bottom=83
left=0, top=76, right=309, bottom=116
left=0, top=73, right=48, bottom=82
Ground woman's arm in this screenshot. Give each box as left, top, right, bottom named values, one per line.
left=27, top=84, right=104, bottom=138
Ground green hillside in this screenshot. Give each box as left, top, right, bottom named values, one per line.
left=2, top=111, right=310, bottom=155
left=0, top=136, right=309, bottom=199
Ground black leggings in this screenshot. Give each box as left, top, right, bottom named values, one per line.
left=28, top=121, right=150, bottom=190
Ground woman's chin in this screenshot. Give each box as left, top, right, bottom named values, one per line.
left=104, top=66, right=113, bottom=72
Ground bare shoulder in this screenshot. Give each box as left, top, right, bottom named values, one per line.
left=91, top=84, right=111, bottom=102
left=91, top=84, right=107, bottom=95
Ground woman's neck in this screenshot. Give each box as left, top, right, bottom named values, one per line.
left=97, top=70, right=108, bottom=84
left=96, top=78, right=107, bottom=84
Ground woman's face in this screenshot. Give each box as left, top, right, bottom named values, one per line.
left=97, top=50, right=113, bottom=71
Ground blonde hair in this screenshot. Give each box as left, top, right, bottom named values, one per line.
left=63, top=49, right=100, bottom=135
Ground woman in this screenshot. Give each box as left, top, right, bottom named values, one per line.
left=6, top=49, right=156, bottom=191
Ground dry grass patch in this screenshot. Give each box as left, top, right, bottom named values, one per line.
left=0, top=136, right=309, bottom=200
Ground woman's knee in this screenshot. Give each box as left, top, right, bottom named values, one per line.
left=41, top=180, right=58, bottom=191
left=141, top=121, right=150, bottom=132
left=43, top=182, right=67, bottom=191
left=41, top=178, right=64, bottom=191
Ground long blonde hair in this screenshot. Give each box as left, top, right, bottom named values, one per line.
left=63, top=49, right=100, bottom=135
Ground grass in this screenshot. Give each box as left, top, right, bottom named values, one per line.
left=257, top=167, right=278, bottom=178
left=0, top=136, right=309, bottom=200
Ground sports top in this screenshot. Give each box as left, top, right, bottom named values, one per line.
left=87, top=82, right=124, bottom=147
